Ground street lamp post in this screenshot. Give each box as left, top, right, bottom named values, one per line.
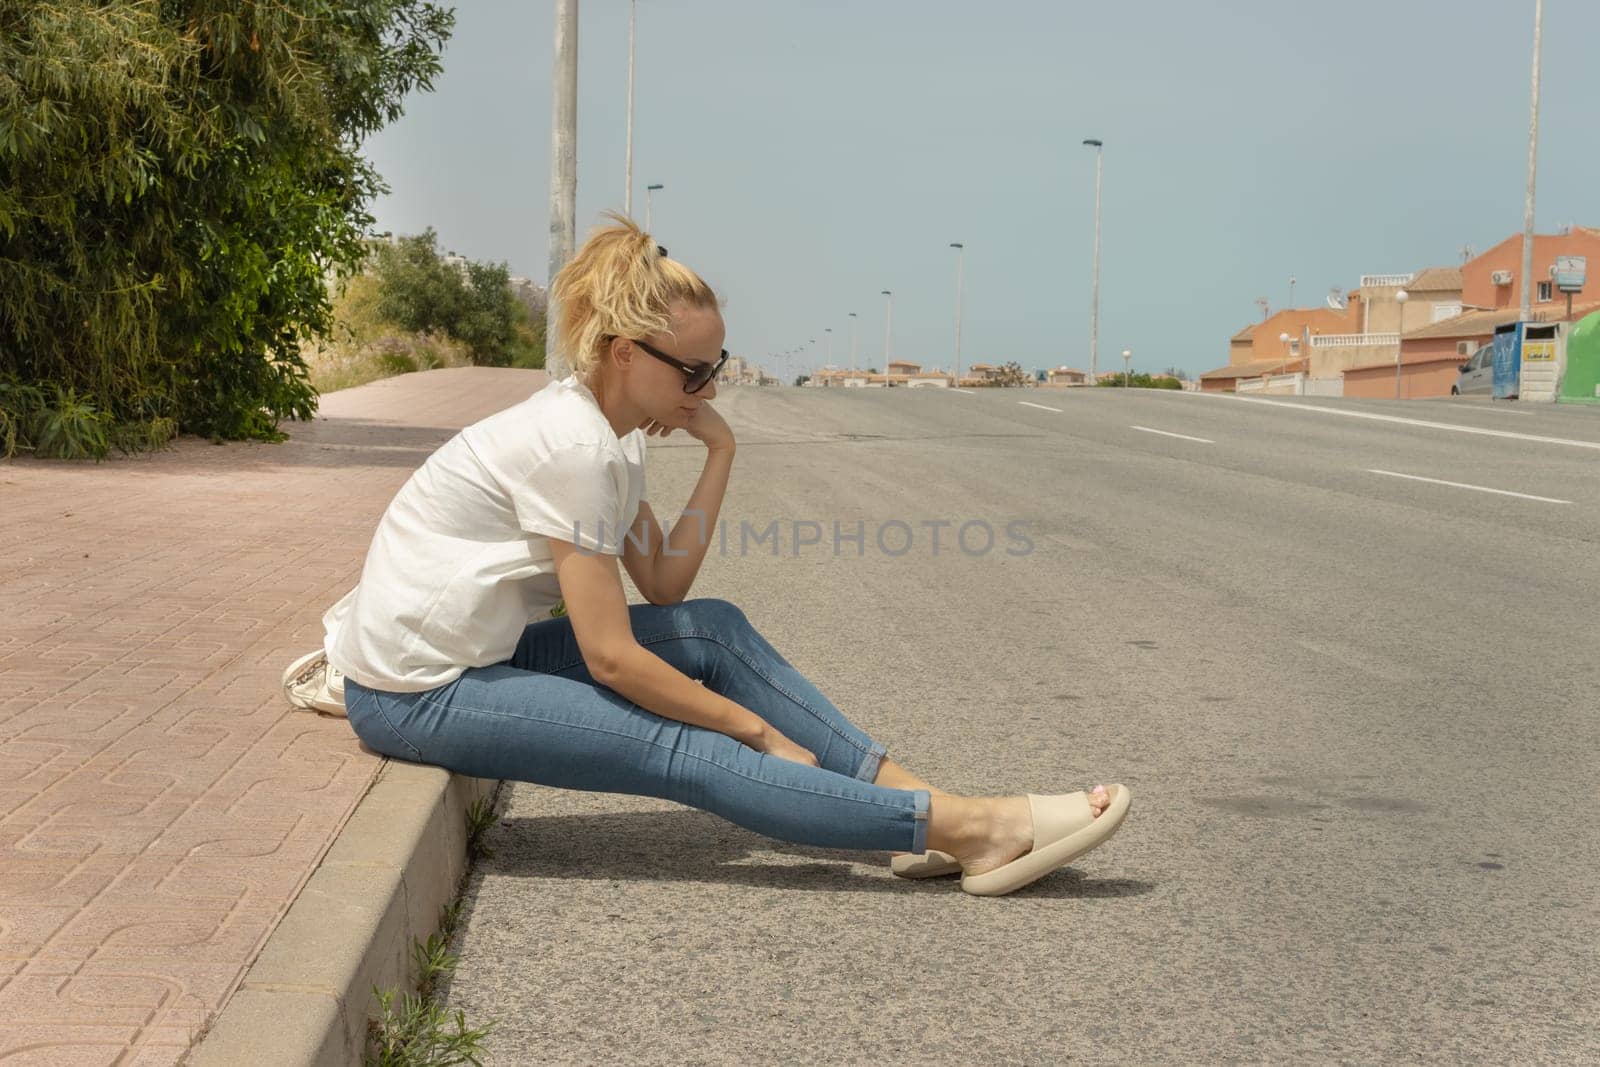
left=546, top=0, right=578, bottom=377
left=1084, top=139, right=1104, bottom=384
left=950, top=242, right=965, bottom=386
left=1393, top=289, right=1409, bottom=400
left=848, top=312, right=858, bottom=375
left=1122, top=348, right=1132, bottom=389
left=881, top=290, right=893, bottom=374
left=824, top=327, right=832, bottom=371
left=1520, top=0, right=1544, bottom=323
left=624, top=0, right=636, bottom=216
left=645, top=183, right=663, bottom=231
left=1278, top=331, right=1291, bottom=377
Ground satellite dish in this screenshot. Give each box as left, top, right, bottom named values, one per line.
left=1326, top=287, right=1347, bottom=311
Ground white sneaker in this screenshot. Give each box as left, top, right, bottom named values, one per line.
left=282, top=649, right=347, bottom=717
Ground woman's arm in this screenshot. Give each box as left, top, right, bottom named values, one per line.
left=555, top=537, right=817, bottom=766
left=647, top=446, right=732, bottom=604
left=623, top=403, right=735, bottom=605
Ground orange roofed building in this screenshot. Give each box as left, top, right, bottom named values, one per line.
left=1199, top=306, right=1355, bottom=392
left=1342, top=228, right=1600, bottom=399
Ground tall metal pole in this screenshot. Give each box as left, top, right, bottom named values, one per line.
left=950, top=242, right=965, bottom=385
left=547, top=0, right=578, bottom=378
left=1519, top=0, right=1543, bottom=323
left=645, top=183, right=663, bottom=232
left=881, top=290, right=893, bottom=372
left=624, top=0, right=636, bottom=217
left=848, top=312, right=858, bottom=374
left=824, top=328, right=832, bottom=369
left=1083, top=139, right=1104, bottom=383
left=1393, top=289, right=1409, bottom=400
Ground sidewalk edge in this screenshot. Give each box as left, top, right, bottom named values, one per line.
left=186, top=761, right=498, bottom=1067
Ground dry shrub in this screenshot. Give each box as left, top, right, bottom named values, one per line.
left=303, top=273, right=474, bottom=394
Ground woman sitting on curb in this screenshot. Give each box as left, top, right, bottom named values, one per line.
left=284, top=216, right=1130, bottom=896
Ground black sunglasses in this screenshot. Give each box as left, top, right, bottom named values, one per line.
left=631, top=338, right=729, bottom=394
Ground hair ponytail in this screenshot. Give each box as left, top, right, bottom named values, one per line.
left=551, top=213, right=718, bottom=385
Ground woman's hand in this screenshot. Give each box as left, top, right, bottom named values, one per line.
left=680, top=401, right=734, bottom=452
left=641, top=402, right=733, bottom=452
left=750, top=723, right=819, bottom=768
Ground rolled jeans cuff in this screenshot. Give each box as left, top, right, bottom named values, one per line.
left=909, top=788, right=931, bottom=854
left=854, top=739, right=888, bottom=782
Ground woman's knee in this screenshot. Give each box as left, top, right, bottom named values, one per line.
left=677, top=596, right=750, bottom=634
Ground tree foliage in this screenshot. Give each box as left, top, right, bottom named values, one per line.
left=367, top=231, right=543, bottom=369
left=0, top=0, right=454, bottom=458
left=1096, top=372, right=1183, bottom=389
left=974, top=360, right=1031, bottom=387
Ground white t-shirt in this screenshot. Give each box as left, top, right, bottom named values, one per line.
left=322, top=374, right=647, bottom=692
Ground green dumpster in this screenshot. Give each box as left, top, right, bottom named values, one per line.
left=1559, top=310, right=1600, bottom=405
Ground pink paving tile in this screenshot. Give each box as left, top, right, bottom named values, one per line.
left=0, top=855, right=127, bottom=908
left=0, top=908, right=78, bottom=958
left=0, top=367, right=543, bottom=1060
left=0, top=972, right=176, bottom=1028
left=0, top=1027, right=139, bottom=1065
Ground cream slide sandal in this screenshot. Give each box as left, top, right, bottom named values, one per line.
left=959, top=785, right=1131, bottom=897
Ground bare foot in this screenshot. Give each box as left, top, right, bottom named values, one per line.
left=952, top=785, right=1112, bottom=876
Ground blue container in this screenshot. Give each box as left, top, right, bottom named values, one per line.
left=1491, top=323, right=1523, bottom=399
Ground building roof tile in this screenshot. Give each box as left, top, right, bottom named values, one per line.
left=1198, top=356, right=1307, bottom=380
left=1405, top=266, right=1463, bottom=292
left=1400, top=299, right=1600, bottom=340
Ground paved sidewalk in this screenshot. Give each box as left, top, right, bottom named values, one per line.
left=0, top=368, right=545, bottom=1065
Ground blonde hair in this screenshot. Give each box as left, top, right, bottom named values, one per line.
left=551, top=213, right=719, bottom=388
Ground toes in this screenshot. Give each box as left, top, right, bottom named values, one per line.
left=1089, top=784, right=1109, bottom=816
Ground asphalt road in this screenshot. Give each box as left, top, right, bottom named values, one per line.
left=441, top=386, right=1600, bottom=1065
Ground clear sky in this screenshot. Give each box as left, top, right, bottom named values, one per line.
left=361, top=0, right=1599, bottom=381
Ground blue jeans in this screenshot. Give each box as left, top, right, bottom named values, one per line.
left=342, top=598, right=930, bottom=854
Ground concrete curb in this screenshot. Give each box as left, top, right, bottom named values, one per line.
left=187, top=762, right=499, bottom=1067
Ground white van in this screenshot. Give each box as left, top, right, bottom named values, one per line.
left=1452, top=346, right=1494, bottom=395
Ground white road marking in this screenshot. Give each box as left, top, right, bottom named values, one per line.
left=1018, top=401, right=1063, bottom=413
left=1131, top=425, right=1214, bottom=444
left=1202, top=393, right=1600, bottom=451
left=1418, top=400, right=1529, bottom=416
left=950, top=388, right=977, bottom=395
left=1366, top=469, right=1572, bottom=505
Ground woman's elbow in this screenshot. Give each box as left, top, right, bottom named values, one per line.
left=586, top=641, right=637, bottom=686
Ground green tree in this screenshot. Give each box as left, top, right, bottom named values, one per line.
left=0, top=0, right=454, bottom=458
left=368, top=231, right=540, bottom=368
left=457, top=260, right=519, bottom=365
left=371, top=231, right=467, bottom=337
left=1096, top=372, right=1182, bottom=389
